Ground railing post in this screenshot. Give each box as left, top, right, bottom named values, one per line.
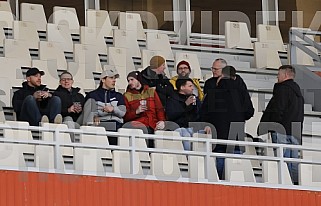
left=205, top=138, right=210, bottom=180
left=130, top=135, right=136, bottom=175
left=277, top=145, right=285, bottom=184
left=54, top=128, right=62, bottom=171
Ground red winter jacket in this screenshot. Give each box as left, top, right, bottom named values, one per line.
left=124, top=85, right=165, bottom=129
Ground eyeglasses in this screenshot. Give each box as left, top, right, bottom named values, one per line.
left=178, top=66, right=189, bottom=70
left=61, top=78, right=73, bottom=81
left=211, top=67, right=221, bottom=71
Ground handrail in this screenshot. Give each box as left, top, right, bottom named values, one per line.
left=289, top=28, right=321, bottom=65
left=1, top=123, right=321, bottom=189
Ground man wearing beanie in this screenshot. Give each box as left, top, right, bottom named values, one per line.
left=141, top=55, right=175, bottom=107
left=170, top=60, right=204, bottom=100
left=123, top=71, right=166, bottom=136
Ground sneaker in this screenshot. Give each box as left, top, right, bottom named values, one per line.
left=41, top=115, right=49, bottom=123
left=54, top=114, right=63, bottom=124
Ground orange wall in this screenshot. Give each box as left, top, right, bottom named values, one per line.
left=0, top=170, right=321, bottom=206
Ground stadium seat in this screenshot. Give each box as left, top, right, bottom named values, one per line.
left=190, top=133, right=219, bottom=181
left=300, top=137, right=321, bottom=187
left=35, top=145, right=55, bottom=170
left=79, top=126, right=110, bottom=145
left=113, top=29, right=141, bottom=58
left=0, top=1, right=14, bottom=29
left=39, top=41, right=67, bottom=69
left=254, top=42, right=282, bottom=70
left=113, top=151, right=143, bottom=175
left=0, top=105, right=5, bottom=122
left=151, top=153, right=181, bottom=179
left=3, top=121, right=33, bottom=140
left=20, top=3, right=47, bottom=32
left=262, top=161, right=293, bottom=185
left=47, top=23, right=73, bottom=53
left=73, top=43, right=103, bottom=67
left=4, top=39, right=31, bottom=61
left=118, top=128, right=150, bottom=162
left=13, top=21, right=39, bottom=50
left=154, top=130, right=188, bottom=165
left=86, top=9, right=113, bottom=38
left=40, top=123, right=72, bottom=143
left=80, top=26, right=107, bottom=54
left=53, top=6, right=80, bottom=34
left=245, top=93, right=263, bottom=137
left=118, top=12, right=146, bottom=41
left=146, top=32, right=174, bottom=60
left=0, top=57, right=29, bottom=88
left=74, top=147, right=111, bottom=175
left=189, top=156, right=219, bottom=181
left=0, top=143, right=34, bottom=168
left=225, top=158, right=256, bottom=182
left=257, top=24, right=286, bottom=52
left=225, top=21, right=253, bottom=49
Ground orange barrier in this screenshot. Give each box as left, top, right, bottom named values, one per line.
left=0, top=170, right=320, bottom=206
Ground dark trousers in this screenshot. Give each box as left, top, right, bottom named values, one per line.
left=19, top=95, right=61, bottom=126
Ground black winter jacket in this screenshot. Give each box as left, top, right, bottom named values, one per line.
left=12, top=82, right=50, bottom=119
left=53, top=86, right=85, bottom=121
left=258, top=79, right=304, bottom=142
left=166, top=92, right=201, bottom=128
left=201, top=78, right=254, bottom=141
left=141, top=66, right=175, bottom=107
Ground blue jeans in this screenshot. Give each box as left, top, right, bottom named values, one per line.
left=175, top=127, right=194, bottom=151
left=19, top=95, right=61, bottom=126
left=271, top=132, right=299, bottom=184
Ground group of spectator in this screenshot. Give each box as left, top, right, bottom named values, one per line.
left=12, top=56, right=304, bottom=183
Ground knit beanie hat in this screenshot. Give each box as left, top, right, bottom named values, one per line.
left=177, top=60, right=191, bottom=72
left=127, top=71, right=143, bottom=85
left=150, top=55, right=165, bottom=69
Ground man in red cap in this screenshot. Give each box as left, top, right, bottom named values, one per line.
left=141, top=55, right=175, bottom=107
left=170, top=60, right=204, bottom=100
left=123, top=71, right=165, bottom=135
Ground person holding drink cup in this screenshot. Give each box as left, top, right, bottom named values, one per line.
left=123, top=71, right=166, bottom=137
left=53, top=71, right=85, bottom=129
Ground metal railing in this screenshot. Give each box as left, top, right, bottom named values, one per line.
left=289, top=28, right=321, bottom=65
left=0, top=123, right=321, bottom=191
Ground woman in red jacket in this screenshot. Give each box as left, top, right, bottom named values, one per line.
left=123, top=71, right=166, bottom=135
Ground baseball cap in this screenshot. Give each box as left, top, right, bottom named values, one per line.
left=100, top=66, right=120, bottom=79
left=26, top=67, right=45, bottom=77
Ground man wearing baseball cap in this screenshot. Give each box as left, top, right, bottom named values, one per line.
left=12, top=67, right=62, bottom=126
left=82, top=66, right=126, bottom=145
left=141, top=55, right=175, bottom=107
left=170, top=60, right=204, bottom=100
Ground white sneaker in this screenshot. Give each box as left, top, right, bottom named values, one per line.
left=41, top=115, right=49, bottom=123
left=54, top=114, right=63, bottom=124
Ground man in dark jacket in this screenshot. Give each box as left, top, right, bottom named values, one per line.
left=258, top=65, right=304, bottom=184
left=53, top=71, right=85, bottom=129
left=83, top=66, right=126, bottom=145
left=166, top=78, right=211, bottom=150
left=141, top=55, right=175, bottom=107
left=12, top=67, right=61, bottom=126
left=201, top=66, right=254, bottom=179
